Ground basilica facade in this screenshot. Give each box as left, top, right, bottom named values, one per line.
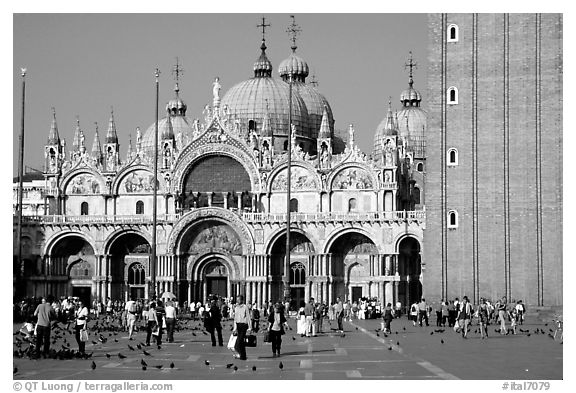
left=16, top=30, right=426, bottom=310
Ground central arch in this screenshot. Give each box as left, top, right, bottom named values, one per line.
left=397, top=236, right=422, bottom=309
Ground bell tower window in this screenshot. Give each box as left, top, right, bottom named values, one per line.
left=447, top=86, right=458, bottom=104
left=447, top=148, right=459, bottom=166
left=447, top=24, right=459, bottom=42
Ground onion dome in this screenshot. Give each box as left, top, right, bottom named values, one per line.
left=254, top=41, right=273, bottom=77
left=397, top=59, right=427, bottom=159
left=279, top=53, right=309, bottom=82
left=47, top=107, right=60, bottom=145
left=166, top=85, right=187, bottom=116
left=141, top=115, right=194, bottom=156
left=293, top=82, right=334, bottom=138
left=106, top=108, right=119, bottom=144
left=373, top=99, right=399, bottom=161
left=161, top=113, right=175, bottom=141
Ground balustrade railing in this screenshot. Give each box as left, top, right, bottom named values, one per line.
left=20, top=209, right=425, bottom=225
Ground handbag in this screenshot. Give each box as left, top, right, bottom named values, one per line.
left=453, top=319, right=460, bottom=332
left=227, top=334, right=238, bottom=351
left=245, top=334, right=257, bottom=347
left=152, top=324, right=160, bottom=336
left=263, top=330, right=271, bottom=343
left=80, top=329, right=89, bottom=342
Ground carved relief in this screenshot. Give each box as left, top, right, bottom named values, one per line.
left=271, top=166, right=318, bottom=191
left=66, top=174, right=100, bottom=194
left=332, top=167, right=373, bottom=190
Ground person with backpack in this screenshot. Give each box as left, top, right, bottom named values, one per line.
left=410, top=302, right=419, bottom=326
left=125, top=296, right=137, bottom=340
left=456, top=296, right=473, bottom=339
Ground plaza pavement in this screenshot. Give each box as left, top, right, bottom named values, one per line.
left=13, top=314, right=562, bottom=380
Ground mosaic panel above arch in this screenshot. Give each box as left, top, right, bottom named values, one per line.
left=331, top=167, right=374, bottom=190
left=271, top=166, right=319, bottom=191
left=65, top=173, right=101, bottom=194
left=118, top=170, right=159, bottom=194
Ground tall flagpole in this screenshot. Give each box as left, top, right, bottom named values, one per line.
left=284, top=72, right=293, bottom=302
left=16, top=68, right=27, bottom=298
left=150, top=68, right=160, bottom=300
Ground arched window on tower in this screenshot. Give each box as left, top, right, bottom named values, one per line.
left=447, top=148, right=459, bottom=166
left=348, top=198, right=357, bottom=212
left=447, top=86, right=458, bottom=104
left=447, top=24, right=459, bottom=42
left=290, top=198, right=299, bottom=213
left=136, top=200, right=144, bottom=215
left=80, top=202, right=89, bottom=216
left=448, top=210, right=459, bottom=229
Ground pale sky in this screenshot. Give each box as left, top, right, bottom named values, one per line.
left=12, top=13, right=428, bottom=175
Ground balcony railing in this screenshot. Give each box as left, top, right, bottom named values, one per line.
left=20, top=209, right=425, bottom=225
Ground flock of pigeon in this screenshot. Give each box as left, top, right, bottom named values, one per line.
left=13, top=314, right=560, bottom=377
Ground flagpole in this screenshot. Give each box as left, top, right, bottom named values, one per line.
left=284, top=72, right=293, bottom=302
left=150, top=68, right=160, bottom=300
left=16, top=68, right=27, bottom=299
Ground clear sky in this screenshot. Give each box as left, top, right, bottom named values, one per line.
left=12, top=13, right=428, bottom=175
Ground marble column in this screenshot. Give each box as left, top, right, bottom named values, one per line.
left=385, top=281, right=393, bottom=306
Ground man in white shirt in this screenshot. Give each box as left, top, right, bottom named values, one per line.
left=124, top=296, right=137, bottom=340
left=165, top=301, right=177, bottom=343
left=233, top=295, right=252, bottom=360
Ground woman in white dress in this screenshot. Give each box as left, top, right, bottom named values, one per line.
left=296, top=305, right=307, bottom=336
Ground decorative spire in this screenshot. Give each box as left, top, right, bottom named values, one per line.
left=72, top=116, right=83, bottom=151
left=261, top=99, right=272, bottom=137
left=162, top=111, right=174, bottom=140
left=254, top=17, right=273, bottom=77
left=384, top=97, right=398, bottom=135
left=126, top=133, right=133, bottom=161
left=319, top=105, right=331, bottom=139
left=404, top=51, right=418, bottom=88
left=91, top=122, right=102, bottom=156
left=287, top=15, right=301, bottom=53
left=106, top=106, right=119, bottom=144
left=47, top=107, right=60, bottom=144
left=172, top=57, right=184, bottom=96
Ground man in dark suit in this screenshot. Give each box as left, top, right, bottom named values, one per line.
left=206, top=298, right=223, bottom=346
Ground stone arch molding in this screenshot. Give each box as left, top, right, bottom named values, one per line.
left=323, top=227, right=381, bottom=254
left=187, top=251, right=240, bottom=281
left=394, top=233, right=423, bottom=254
left=167, top=207, right=255, bottom=255
left=264, top=226, right=320, bottom=255
left=172, top=143, right=261, bottom=194
left=267, top=162, right=321, bottom=193
left=42, top=230, right=99, bottom=257
left=103, top=228, right=153, bottom=255
left=112, top=165, right=166, bottom=195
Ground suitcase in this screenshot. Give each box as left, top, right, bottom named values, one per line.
left=244, top=334, right=257, bottom=347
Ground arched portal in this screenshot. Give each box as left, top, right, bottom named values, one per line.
left=397, top=237, right=422, bottom=309
left=269, top=232, right=314, bottom=309
left=108, top=233, right=151, bottom=301
left=48, top=235, right=96, bottom=304
left=329, top=232, right=377, bottom=303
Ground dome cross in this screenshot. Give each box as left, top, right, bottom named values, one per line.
left=287, top=15, right=302, bottom=53
left=257, top=16, right=270, bottom=42
left=404, top=51, right=418, bottom=87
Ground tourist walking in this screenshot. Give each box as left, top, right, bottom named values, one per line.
left=476, top=297, right=489, bottom=339
left=33, top=296, right=56, bottom=358
left=418, top=298, right=429, bottom=326
left=164, top=300, right=177, bottom=343
left=206, top=298, right=223, bottom=346
left=410, top=301, right=419, bottom=326
left=125, top=296, right=137, bottom=340
left=145, top=302, right=157, bottom=346
left=268, top=302, right=288, bottom=357
left=304, top=298, right=315, bottom=337
left=74, top=299, right=89, bottom=354
left=334, top=297, right=344, bottom=333
left=496, top=296, right=508, bottom=334
left=382, top=302, right=394, bottom=333
left=456, top=296, right=473, bottom=338
left=155, top=300, right=165, bottom=348
left=232, top=295, right=252, bottom=360
left=441, top=301, right=449, bottom=327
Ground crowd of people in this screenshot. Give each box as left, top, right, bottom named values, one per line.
left=13, top=293, right=532, bottom=361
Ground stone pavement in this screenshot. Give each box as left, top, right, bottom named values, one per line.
left=13, top=314, right=562, bottom=380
